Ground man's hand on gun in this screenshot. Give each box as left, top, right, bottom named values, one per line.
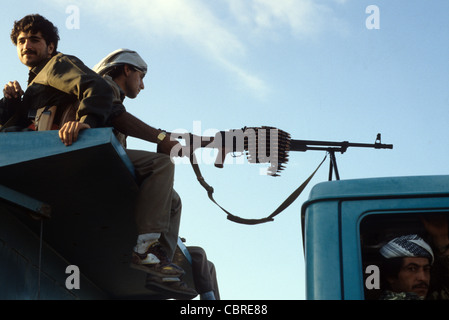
left=160, top=132, right=231, bottom=168
left=157, top=133, right=207, bottom=159
left=157, top=134, right=184, bottom=157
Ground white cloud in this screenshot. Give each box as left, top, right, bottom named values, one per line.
left=54, top=0, right=265, bottom=95
left=227, top=0, right=344, bottom=38
left=48, top=0, right=346, bottom=98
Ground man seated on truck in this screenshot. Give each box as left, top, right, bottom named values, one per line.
left=93, top=49, right=197, bottom=299
left=0, top=14, right=113, bottom=144
left=379, top=216, right=449, bottom=300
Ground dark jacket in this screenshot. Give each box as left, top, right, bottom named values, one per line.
left=0, top=52, right=113, bottom=129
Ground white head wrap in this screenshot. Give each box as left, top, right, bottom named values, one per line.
left=380, top=234, right=434, bottom=264
left=93, top=49, right=147, bottom=76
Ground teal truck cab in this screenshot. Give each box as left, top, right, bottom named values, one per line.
left=302, top=175, right=449, bottom=300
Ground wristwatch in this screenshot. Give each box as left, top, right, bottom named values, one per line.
left=157, top=131, right=167, bottom=144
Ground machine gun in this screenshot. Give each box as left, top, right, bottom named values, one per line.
left=171, top=126, right=393, bottom=225
left=176, top=126, right=393, bottom=180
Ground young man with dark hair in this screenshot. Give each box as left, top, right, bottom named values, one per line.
left=1, top=14, right=113, bottom=145
left=10, top=13, right=60, bottom=60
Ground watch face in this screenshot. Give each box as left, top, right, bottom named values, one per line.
left=157, top=132, right=166, bottom=143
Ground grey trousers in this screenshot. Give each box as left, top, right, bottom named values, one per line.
left=126, top=149, right=181, bottom=259
left=188, top=246, right=220, bottom=299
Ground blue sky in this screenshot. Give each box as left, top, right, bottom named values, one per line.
left=1, top=0, right=448, bottom=300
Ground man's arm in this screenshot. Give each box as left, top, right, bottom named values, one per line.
left=422, top=215, right=449, bottom=299
left=34, top=54, right=114, bottom=145
left=111, top=111, right=181, bottom=156
left=44, top=54, right=114, bottom=128
left=422, top=216, right=449, bottom=257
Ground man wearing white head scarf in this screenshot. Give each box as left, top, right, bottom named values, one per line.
left=379, top=235, right=434, bottom=299
left=380, top=234, right=434, bottom=264
left=378, top=216, right=449, bottom=300
left=94, top=49, right=148, bottom=77
left=93, top=49, right=197, bottom=299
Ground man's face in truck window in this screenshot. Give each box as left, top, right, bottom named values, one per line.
left=387, top=257, right=431, bottom=298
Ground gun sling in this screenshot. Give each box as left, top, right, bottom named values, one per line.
left=189, top=152, right=327, bottom=225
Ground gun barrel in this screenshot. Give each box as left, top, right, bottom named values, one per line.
left=289, top=139, right=393, bottom=152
